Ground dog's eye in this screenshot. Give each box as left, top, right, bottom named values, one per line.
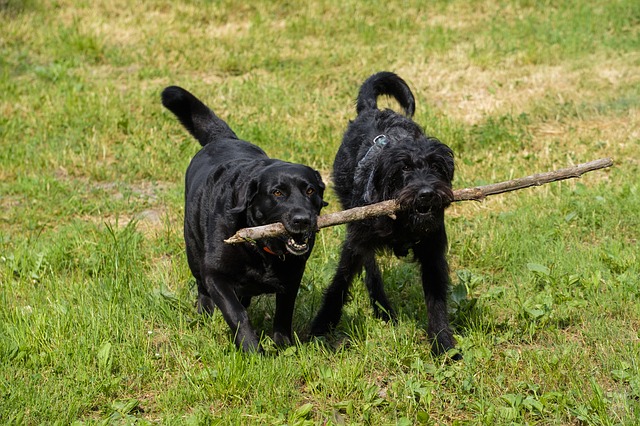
left=306, top=188, right=315, bottom=196
left=402, top=164, right=411, bottom=172
left=272, top=189, right=284, bottom=197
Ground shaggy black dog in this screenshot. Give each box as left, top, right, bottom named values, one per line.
left=310, top=72, right=459, bottom=358
left=162, top=86, right=326, bottom=352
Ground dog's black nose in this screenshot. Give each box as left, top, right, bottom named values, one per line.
left=417, top=188, right=436, bottom=203
left=416, top=188, right=438, bottom=213
left=291, top=214, right=311, bottom=228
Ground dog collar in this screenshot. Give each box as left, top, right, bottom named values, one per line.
left=359, top=134, right=388, bottom=160
left=263, top=245, right=278, bottom=256
left=357, top=134, right=388, bottom=170
left=354, top=134, right=388, bottom=203
left=260, top=243, right=286, bottom=261
left=373, top=134, right=388, bottom=146
left=242, top=237, right=286, bottom=260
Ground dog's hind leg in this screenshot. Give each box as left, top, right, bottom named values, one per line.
left=310, top=240, right=364, bottom=336
left=363, top=253, right=396, bottom=322
left=197, top=293, right=216, bottom=314
left=196, top=279, right=217, bottom=314
left=414, top=234, right=460, bottom=359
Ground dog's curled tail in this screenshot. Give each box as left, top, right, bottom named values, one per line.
left=161, top=86, right=238, bottom=146
left=356, top=71, right=416, bottom=117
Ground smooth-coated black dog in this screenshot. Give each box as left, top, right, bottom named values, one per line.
left=310, top=72, right=459, bottom=358
left=162, top=86, right=326, bottom=352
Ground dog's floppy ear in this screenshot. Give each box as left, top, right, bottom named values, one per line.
left=314, top=170, right=329, bottom=207
left=443, top=148, right=455, bottom=182
left=229, top=178, right=259, bottom=215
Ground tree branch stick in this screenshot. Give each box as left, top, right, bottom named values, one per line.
left=224, top=158, right=613, bottom=244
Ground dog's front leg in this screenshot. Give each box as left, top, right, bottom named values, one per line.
left=310, top=239, right=364, bottom=336
left=204, top=273, right=261, bottom=352
left=414, top=234, right=459, bottom=359
left=272, top=265, right=304, bottom=347
left=272, top=289, right=298, bottom=347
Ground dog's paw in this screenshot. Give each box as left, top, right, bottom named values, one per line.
left=449, top=351, right=463, bottom=361
left=430, top=334, right=461, bottom=361
left=372, top=304, right=397, bottom=323
left=272, top=332, right=292, bottom=348
left=237, top=337, right=263, bottom=354
left=309, top=317, right=334, bottom=337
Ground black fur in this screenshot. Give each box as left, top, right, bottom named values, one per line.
left=162, top=86, right=326, bottom=352
left=310, top=72, right=459, bottom=358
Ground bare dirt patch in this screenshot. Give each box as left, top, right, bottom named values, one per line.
left=399, top=54, right=640, bottom=125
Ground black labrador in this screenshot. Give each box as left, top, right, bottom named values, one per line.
left=162, top=86, right=326, bottom=352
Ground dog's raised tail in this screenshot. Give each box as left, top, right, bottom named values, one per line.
left=161, top=86, right=238, bottom=146
left=356, top=71, right=416, bottom=117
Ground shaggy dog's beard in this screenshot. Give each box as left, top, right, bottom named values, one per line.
left=395, top=180, right=453, bottom=231
left=373, top=155, right=453, bottom=234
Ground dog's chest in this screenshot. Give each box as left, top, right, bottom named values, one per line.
left=231, top=256, right=288, bottom=296
left=356, top=216, right=426, bottom=257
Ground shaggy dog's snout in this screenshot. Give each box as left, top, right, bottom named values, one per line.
left=397, top=180, right=453, bottom=214
left=415, top=187, right=437, bottom=212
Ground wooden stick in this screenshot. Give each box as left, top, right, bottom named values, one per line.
left=224, top=158, right=613, bottom=244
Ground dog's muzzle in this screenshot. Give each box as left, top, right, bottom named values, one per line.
left=282, top=212, right=316, bottom=256
left=261, top=231, right=312, bottom=257
left=399, top=185, right=450, bottom=212
left=415, top=188, right=439, bottom=214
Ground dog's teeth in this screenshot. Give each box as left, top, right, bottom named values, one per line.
left=286, top=237, right=309, bottom=253
left=288, top=238, right=307, bottom=246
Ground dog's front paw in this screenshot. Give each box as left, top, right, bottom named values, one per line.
left=449, top=351, right=463, bottom=361
left=309, top=316, right=335, bottom=337
left=273, top=332, right=292, bottom=348
left=372, top=303, right=397, bottom=323
left=236, top=336, right=262, bottom=354
left=430, top=331, right=461, bottom=360
left=309, top=324, right=327, bottom=337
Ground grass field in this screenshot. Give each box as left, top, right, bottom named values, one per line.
left=1, top=0, right=639, bottom=424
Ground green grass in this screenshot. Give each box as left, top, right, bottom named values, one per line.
left=2, top=0, right=639, bottom=424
